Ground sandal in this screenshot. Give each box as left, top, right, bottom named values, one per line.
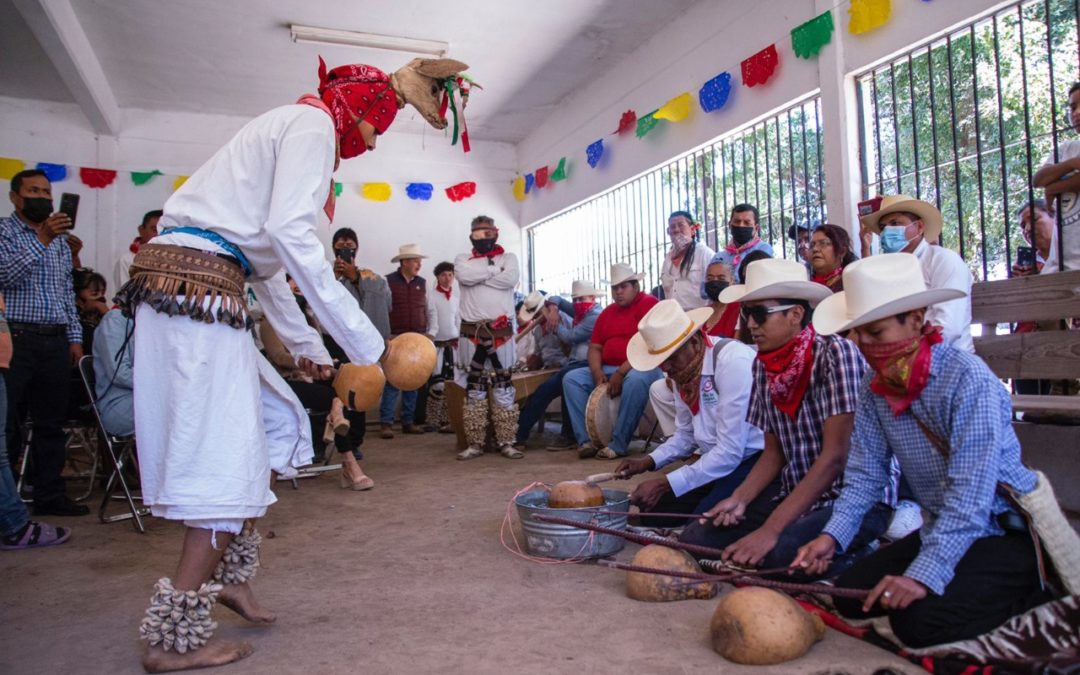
left=0, top=521, right=72, bottom=551
left=595, top=447, right=621, bottom=460
left=457, top=446, right=484, bottom=461
left=500, top=445, right=524, bottom=459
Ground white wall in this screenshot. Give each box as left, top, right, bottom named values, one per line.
left=515, top=0, right=1009, bottom=236
left=0, top=95, right=520, bottom=290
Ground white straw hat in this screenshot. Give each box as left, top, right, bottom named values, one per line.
left=718, top=258, right=831, bottom=305
left=812, top=253, right=966, bottom=335
left=859, top=194, right=943, bottom=241
left=390, top=243, right=428, bottom=263
left=516, top=290, right=548, bottom=324
left=608, top=263, right=645, bottom=286
left=571, top=279, right=601, bottom=298
left=626, top=299, right=713, bottom=372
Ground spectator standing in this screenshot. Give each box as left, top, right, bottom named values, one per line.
left=114, top=210, right=162, bottom=291
left=331, top=227, right=391, bottom=339
left=1032, top=80, right=1080, bottom=272
left=660, top=210, right=715, bottom=310
left=380, top=244, right=429, bottom=438
left=425, top=261, right=459, bottom=433
left=710, top=204, right=775, bottom=283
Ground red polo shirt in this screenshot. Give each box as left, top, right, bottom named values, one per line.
left=591, top=292, right=658, bottom=366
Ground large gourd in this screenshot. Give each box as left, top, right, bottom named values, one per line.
left=333, top=364, right=386, bottom=411
left=710, top=586, right=825, bottom=665
left=625, top=545, right=716, bottom=602
left=383, top=332, right=437, bottom=391
left=547, top=481, right=604, bottom=509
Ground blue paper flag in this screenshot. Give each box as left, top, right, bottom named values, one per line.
left=586, top=139, right=604, bottom=169
left=699, top=72, right=733, bottom=113
left=524, top=173, right=535, bottom=194
left=405, top=182, right=434, bottom=201
left=36, top=162, right=67, bottom=182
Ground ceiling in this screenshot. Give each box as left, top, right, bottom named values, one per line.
left=0, top=0, right=701, bottom=143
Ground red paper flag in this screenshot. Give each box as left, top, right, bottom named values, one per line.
left=614, top=110, right=637, bottom=135
left=741, top=44, right=780, bottom=88
left=445, top=181, right=477, bottom=202
left=535, top=166, right=550, bottom=189
left=80, top=167, right=117, bottom=188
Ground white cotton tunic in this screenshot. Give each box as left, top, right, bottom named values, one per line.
left=134, top=104, right=385, bottom=522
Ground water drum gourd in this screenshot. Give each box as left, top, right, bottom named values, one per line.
left=384, top=332, right=437, bottom=391
left=625, top=545, right=717, bottom=602
left=333, top=364, right=386, bottom=411
left=547, top=481, right=604, bottom=508
left=710, top=586, right=825, bottom=665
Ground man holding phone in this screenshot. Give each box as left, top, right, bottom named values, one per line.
left=0, top=169, right=87, bottom=517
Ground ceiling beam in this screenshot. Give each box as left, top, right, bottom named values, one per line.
left=13, top=0, right=120, bottom=135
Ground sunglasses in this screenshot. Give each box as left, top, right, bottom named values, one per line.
left=740, top=304, right=796, bottom=325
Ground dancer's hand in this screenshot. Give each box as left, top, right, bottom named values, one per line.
left=790, top=534, right=837, bottom=577
left=297, top=357, right=334, bottom=380
left=863, top=575, right=927, bottom=613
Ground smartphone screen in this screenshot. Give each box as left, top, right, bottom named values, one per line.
left=59, top=193, right=79, bottom=229
left=1016, top=246, right=1036, bottom=269
left=335, top=248, right=355, bottom=263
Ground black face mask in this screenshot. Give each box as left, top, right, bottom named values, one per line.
left=730, top=226, right=755, bottom=247
left=704, top=280, right=729, bottom=302
left=471, top=236, right=498, bottom=254
left=20, top=197, right=53, bottom=224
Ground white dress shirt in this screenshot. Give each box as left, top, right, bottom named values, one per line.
left=427, top=282, right=461, bottom=341
left=661, top=241, right=715, bottom=310
left=912, top=239, right=974, bottom=353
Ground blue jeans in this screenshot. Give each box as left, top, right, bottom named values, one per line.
left=379, top=383, right=417, bottom=426
left=515, top=361, right=587, bottom=444
left=562, top=365, right=661, bottom=455
left=0, top=374, right=30, bottom=538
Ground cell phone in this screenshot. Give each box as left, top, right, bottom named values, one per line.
left=59, top=192, right=79, bottom=229
left=334, top=248, right=355, bottom=263
left=1016, top=246, right=1036, bottom=269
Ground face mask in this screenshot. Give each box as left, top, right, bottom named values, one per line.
left=730, top=226, right=755, bottom=247
left=471, top=236, right=498, bottom=254
left=20, top=197, right=53, bottom=224
left=704, top=280, right=729, bottom=302
left=879, top=225, right=910, bottom=253
left=669, top=232, right=693, bottom=251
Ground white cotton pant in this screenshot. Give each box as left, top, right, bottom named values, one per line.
left=454, top=338, right=517, bottom=408
left=649, top=377, right=678, bottom=438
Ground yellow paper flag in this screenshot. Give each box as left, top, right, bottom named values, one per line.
left=653, top=92, right=692, bottom=122
left=848, top=0, right=891, bottom=35
left=172, top=176, right=189, bottom=192
left=0, top=157, right=27, bottom=180
left=362, top=182, right=392, bottom=201
left=512, top=176, right=526, bottom=202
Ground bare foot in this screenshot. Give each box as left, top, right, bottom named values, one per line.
left=142, top=640, right=254, bottom=673
left=218, top=583, right=277, bottom=625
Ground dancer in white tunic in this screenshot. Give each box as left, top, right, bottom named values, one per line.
left=118, top=57, right=473, bottom=673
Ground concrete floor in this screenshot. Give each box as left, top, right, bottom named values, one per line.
left=0, top=426, right=918, bottom=675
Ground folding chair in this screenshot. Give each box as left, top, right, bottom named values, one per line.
left=77, top=355, right=149, bottom=532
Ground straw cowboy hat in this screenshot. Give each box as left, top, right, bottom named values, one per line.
left=517, top=290, right=548, bottom=324
left=718, top=258, right=831, bottom=305
left=859, top=194, right=944, bottom=242
left=813, top=253, right=966, bottom=335
left=608, top=262, right=645, bottom=286
left=390, top=243, right=428, bottom=263
left=627, top=299, right=713, bottom=372
left=571, top=279, right=601, bottom=298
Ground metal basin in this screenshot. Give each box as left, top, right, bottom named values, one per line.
left=514, top=488, right=630, bottom=559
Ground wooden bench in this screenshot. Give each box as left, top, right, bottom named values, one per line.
left=971, top=269, right=1080, bottom=415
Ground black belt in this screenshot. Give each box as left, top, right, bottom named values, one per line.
left=998, top=510, right=1029, bottom=533
left=9, top=322, right=66, bottom=336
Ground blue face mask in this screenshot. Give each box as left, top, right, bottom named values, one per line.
left=879, top=225, right=910, bottom=253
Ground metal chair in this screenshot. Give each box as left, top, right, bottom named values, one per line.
left=77, top=355, right=149, bottom=532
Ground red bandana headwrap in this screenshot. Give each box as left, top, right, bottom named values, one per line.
left=316, top=58, right=399, bottom=160
left=670, top=332, right=709, bottom=416
left=757, top=325, right=816, bottom=419
left=572, top=301, right=595, bottom=326
left=862, top=323, right=943, bottom=416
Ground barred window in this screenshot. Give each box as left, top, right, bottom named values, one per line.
left=528, top=96, right=825, bottom=296
left=858, top=0, right=1080, bottom=280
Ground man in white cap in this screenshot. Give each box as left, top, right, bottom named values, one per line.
left=563, top=263, right=661, bottom=459
left=454, top=215, right=522, bottom=460
left=616, top=300, right=764, bottom=521
left=682, top=259, right=892, bottom=572
left=792, top=253, right=1058, bottom=648
left=379, top=243, right=429, bottom=438
left=859, top=195, right=973, bottom=353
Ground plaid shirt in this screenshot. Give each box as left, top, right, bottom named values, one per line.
left=822, top=343, right=1037, bottom=595
left=747, top=333, right=866, bottom=509
left=0, top=212, right=81, bottom=343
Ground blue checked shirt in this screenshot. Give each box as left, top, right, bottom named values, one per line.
left=747, top=333, right=869, bottom=510
left=822, top=343, right=1037, bottom=595
left=0, top=212, right=82, bottom=343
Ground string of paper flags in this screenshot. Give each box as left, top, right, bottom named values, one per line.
left=0, top=156, right=481, bottom=203
left=513, top=0, right=916, bottom=202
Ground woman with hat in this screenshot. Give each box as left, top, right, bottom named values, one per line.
left=859, top=195, right=973, bottom=352
left=792, top=253, right=1061, bottom=648
left=682, top=259, right=892, bottom=573
left=616, top=300, right=764, bottom=523
left=808, top=224, right=858, bottom=292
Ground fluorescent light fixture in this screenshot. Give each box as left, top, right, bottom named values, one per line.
left=289, top=24, right=448, bottom=57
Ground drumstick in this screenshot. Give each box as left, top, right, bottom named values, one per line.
left=584, top=472, right=621, bottom=486
left=580, top=509, right=706, bottom=519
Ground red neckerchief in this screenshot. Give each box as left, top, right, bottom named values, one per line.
left=129, top=237, right=143, bottom=254
left=296, top=94, right=341, bottom=222
left=812, top=266, right=843, bottom=289
left=470, top=244, right=505, bottom=259
left=725, top=236, right=762, bottom=269
left=436, top=285, right=452, bottom=301
left=707, top=302, right=740, bottom=338
left=757, top=325, right=816, bottom=419
left=862, top=323, right=943, bottom=416
left=671, top=332, right=710, bottom=415
left=573, top=301, right=594, bottom=326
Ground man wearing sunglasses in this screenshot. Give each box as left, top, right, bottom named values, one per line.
left=681, top=259, right=892, bottom=576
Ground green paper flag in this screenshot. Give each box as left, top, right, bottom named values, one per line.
left=130, top=170, right=163, bottom=186
left=334, top=181, right=343, bottom=197
left=791, top=11, right=834, bottom=59
left=636, top=111, right=661, bottom=139
left=550, top=157, right=567, bottom=182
